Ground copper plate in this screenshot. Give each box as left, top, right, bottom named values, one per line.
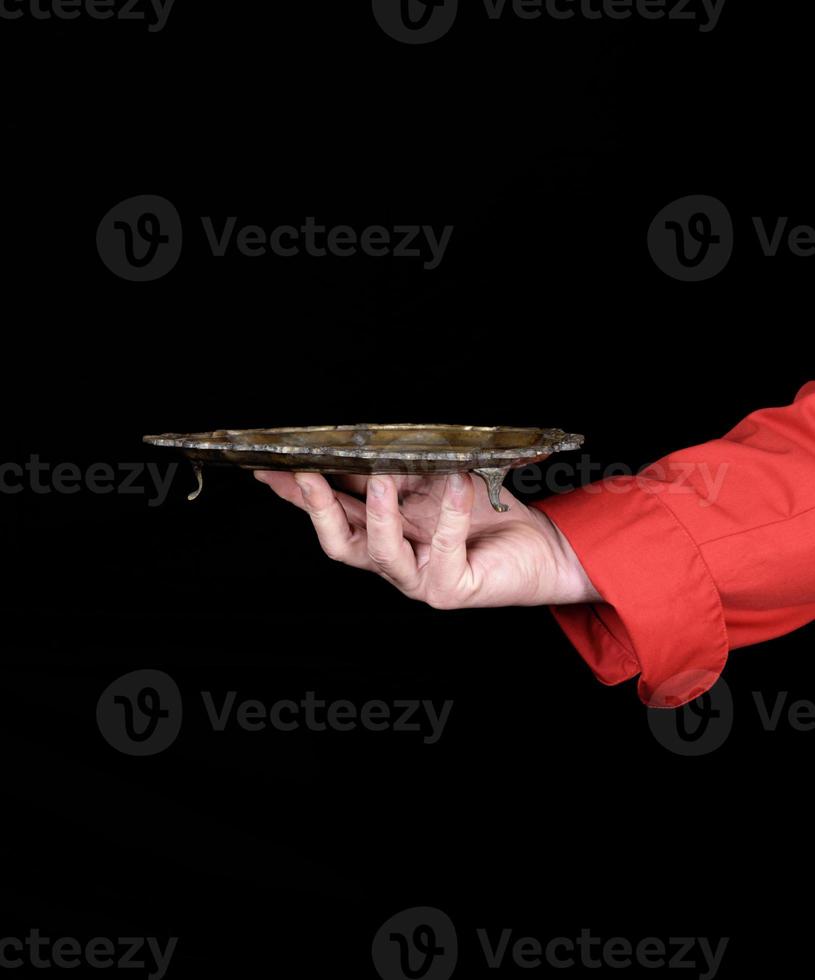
left=143, top=424, right=584, bottom=513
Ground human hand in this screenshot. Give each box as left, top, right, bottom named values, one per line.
left=255, top=470, right=601, bottom=609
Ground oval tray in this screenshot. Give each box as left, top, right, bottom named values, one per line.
left=143, top=424, right=584, bottom=512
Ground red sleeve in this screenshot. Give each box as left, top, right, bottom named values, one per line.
left=534, top=382, right=815, bottom=708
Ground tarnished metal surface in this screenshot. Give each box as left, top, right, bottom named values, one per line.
left=143, top=424, right=584, bottom=512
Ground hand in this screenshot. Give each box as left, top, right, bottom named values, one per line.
left=254, top=470, right=601, bottom=609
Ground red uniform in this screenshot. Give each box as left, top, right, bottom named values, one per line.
left=535, top=382, right=815, bottom=708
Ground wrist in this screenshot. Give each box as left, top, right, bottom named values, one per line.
left=532, top=507, right=602, bottom=605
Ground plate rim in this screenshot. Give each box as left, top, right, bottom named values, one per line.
left=142, top=424, right=584, bottom=460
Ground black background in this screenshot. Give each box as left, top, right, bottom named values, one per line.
left=2, top=0, right=814, bottom=977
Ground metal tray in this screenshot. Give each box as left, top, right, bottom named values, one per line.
left=143, top=424, right=584, bottom=512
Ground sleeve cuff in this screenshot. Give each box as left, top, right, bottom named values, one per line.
left=534, top=478, right=730, bottom=708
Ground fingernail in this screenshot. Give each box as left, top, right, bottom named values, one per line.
left=369, top=477, right=386, bottom=498
left=294, top=474, right=311, bottom=496
left=448, top=473, right=465, bottom=493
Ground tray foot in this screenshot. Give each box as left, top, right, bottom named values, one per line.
left=187, top=462, right=204, bottom=501
left=473, top=467, right=510, bottom=513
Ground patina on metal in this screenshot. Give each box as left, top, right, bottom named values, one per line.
left=142, top=424, right=584, bottom=513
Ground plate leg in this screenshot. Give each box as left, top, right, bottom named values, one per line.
left=187, top=462, right=204, bottom=502
left=473, top=467, right=510, bottom=513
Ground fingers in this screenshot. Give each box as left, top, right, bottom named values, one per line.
left=365, top=476, right=420, bottom=589
left=425, top=473, right=475, bottom=605
left=259, top=471, right=371, bottom=567
left=255, top=470, right=475, bottom=607
left=254, top=470, right=367, bottom=527
left=332, top=474, right=426, bottom=497
left=293, top=474, right=363, bottom=563
left=254, top=470, right=304, bottom=506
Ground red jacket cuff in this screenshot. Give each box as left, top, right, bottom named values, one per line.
left=535, top=480, right=729, bottom=708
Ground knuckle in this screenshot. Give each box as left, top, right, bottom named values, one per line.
left=320, top=533, right=353, bottom=563
left=442, top=498, right=467, bottom=517
left=431, top=532, right=459, bottom=556
left=367, top=548, right=394, bottom=567
left=321, top=546, right=346, bottom=562
left=366, top=507, right=392, bottom=528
